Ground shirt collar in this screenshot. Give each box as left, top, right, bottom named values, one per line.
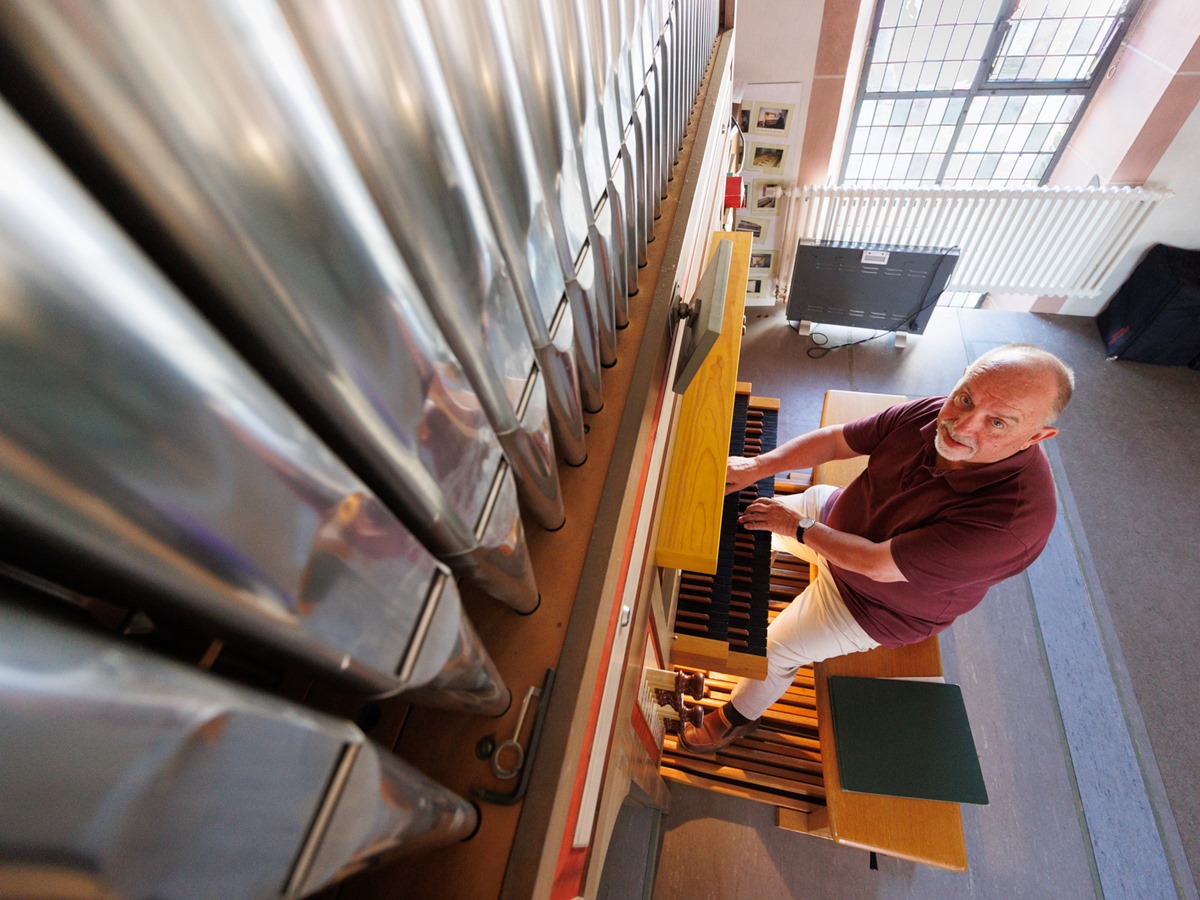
left=917, top=418, right=1043, bottom=492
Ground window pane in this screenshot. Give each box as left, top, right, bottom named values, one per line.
left=908, top=24, right=933, bottom=59
left=987, top=2, right=1124, bottom=84
left=872, top=29, right=895, bottom=63
left=879, top=0, right=905, bottom=28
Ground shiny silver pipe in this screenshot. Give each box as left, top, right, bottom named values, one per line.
left=0, top=0, right=542, bottom=608
left=0, top=98, right=509, bottom=708
left=613, top=0, right=650, bottom=273
left=624, top=0, right=652, bottom=266
left=282, top=0, right=565, bottom=531
left=543, top=0, right=622, bottom=366
left=645, top=54, right=665, bottom=220
left=660, top=9, right=678, bottom=177
left=0, top=591, right=478, bottom=900
left=500, top=0, right=608, bottom=410
left=650, top=42, right=670, bottom=204
left=584, top=0, right=639, bottom=313
left=630, top=97, right=651, bottom=267
left=419, top=0, right=587, bottom=468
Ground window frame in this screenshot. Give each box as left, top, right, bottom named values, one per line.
left=839, top=0, right=1144, bottom=187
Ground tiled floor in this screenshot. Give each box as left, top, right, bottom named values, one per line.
left=601, top=305, right=1199, bottom=899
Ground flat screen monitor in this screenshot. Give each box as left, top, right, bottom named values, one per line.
left=785, top=241, right=959, bottom=335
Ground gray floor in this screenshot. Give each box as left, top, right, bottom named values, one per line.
left=602, top=306, right=1200, bottom=900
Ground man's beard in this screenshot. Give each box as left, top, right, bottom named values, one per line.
left=935, top=423, right=976, bottom=461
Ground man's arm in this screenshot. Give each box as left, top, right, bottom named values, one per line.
left=725, top=424, right=860, bottom=495
left=804, top=524, right=906, bottom=582
left=736, top=497, right=907, bottom=583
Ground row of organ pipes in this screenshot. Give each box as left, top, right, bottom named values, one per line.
left=0, top=0, right=724, bottom=897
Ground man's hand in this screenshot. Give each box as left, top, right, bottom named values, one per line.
left=725, top=455, right=763, bottom=495
left=737, top=497, right=801, bottom=537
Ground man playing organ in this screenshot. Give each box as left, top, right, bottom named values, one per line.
left=680, top=344, right=1075, bottom=753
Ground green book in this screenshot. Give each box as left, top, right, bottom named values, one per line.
left=827, top=675, right=989, bottom=805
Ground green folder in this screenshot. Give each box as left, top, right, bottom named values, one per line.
left=827, top=675, right=989, bottom=805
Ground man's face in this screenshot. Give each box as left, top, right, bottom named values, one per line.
left=934, top=364, right=1059, bottom=468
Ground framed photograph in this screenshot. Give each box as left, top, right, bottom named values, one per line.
left=746, top=276, right=769, bottom=300
left=750, top=180, right=785, bottom=216
left=738, top=106, right=751, bottom=135
left=734, top=213, right=771, bottom=244
left=749, top=249, right=775, bottom=273
left=746, top=142, right=787, bottom=174
left=751, top=102, right=795, bottom=137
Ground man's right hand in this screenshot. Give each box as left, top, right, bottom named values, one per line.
left=725, top=455, right=762, bottom=495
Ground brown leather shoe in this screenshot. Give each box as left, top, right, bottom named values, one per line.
left=678, top=705, right=760, bottom=753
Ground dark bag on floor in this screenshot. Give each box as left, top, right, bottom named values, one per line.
left=1097, top=244, right=1200, bottom=369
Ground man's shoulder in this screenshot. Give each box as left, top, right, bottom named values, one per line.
left=868, top=396, right=943, bottom=438
left=843, top=395, right=942, bottom=455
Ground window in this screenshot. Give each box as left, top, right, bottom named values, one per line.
left=842, top=0, right=1142, bottom=186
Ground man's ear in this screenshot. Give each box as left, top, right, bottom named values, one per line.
left=1027, top=425, right=1058, bottom=446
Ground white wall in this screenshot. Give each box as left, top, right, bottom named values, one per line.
left=1061, top=103, right=1200, bottom=315
left=731, top=0, right=823, bottom=96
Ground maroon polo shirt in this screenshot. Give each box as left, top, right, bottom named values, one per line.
left=824, top=397, right=1057, bottom=647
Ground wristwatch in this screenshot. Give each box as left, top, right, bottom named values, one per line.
left=794, top=516, right=816, bottom=544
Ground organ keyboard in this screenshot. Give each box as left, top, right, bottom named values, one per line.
left=670, top=387, right=777, bottom=679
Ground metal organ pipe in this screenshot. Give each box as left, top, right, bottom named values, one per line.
left=0, top=99, right=508, bottom=712
left=0, top=0, right=542, bottom=611
left=280, top=0, right=566, bottom=531
left=544, top=0, right=626, bottom=367
left=591, top=0, right=643, bottom=304
left=0, top=591, right=480, bottom=899
left=575, top=0, right=637, bottom=322
left=498, top=0, right=609, bottom=414
left=417, top=0, right=587, bottom=468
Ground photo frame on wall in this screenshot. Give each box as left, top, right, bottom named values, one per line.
left=738, top=106, right=751, bottom=135
left=749, top=249, right=775, bottom=273
left=734, top=213, right=771, bottom=244
left=751, top=102, right=794, bottom=138
left=746, top=142, right=787, bottom=174
left=750, top=180, right=785, bottom=216
left=746, top=275, right=769, bottom=300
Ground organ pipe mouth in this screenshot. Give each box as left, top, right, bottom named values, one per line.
left=475, top=458, right=509, bottom=543
left=285, top=741, right=363, bottom=898
left=396, top=568, right=447, bottom=686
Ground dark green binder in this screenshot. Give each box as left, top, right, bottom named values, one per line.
left=827, top=675, right=989, bottom=805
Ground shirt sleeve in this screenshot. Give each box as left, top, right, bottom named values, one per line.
left=842, top=398, right=940, bottom=457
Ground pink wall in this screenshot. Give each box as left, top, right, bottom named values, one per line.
left=1051, top=0, right=1200, bottom=188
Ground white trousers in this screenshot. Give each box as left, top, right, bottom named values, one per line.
left=729, top=484, right=881, bottom=720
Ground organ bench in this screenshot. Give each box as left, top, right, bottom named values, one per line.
left=662, top=389, right=969, bottom=872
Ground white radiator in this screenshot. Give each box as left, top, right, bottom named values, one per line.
left=788, top=185, right=1172, bottom=299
